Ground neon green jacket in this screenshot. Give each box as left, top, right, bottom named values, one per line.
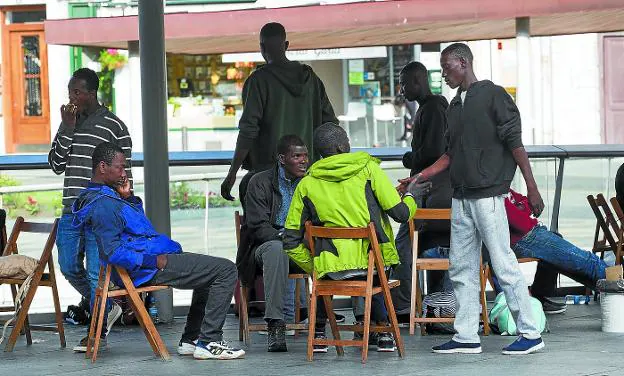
left=283, top=152, right=417, bottom=278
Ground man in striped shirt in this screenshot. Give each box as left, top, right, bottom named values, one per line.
left=48, top=68, right=132, bottom=344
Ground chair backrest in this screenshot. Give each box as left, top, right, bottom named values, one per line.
left=2, top=217, right=59, bottom=272
left=234, top=211, right=244, bottom=248
left=596, top=193, right=623, bottom=242
left=587, top=194, right=619, bottom=252
left=0, top=209, right=6, bottom=255
left=611, top=196, right=624, bottom=224
left=407, top=209, right=452, bottom=255
left=303, top=221, right=381, bottom=280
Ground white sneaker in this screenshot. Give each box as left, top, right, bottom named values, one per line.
left=178, top=339, right=198, bottom=356
left=105, top=303, right=123, bottom=336
left=193, top=341, right=245, bottom=360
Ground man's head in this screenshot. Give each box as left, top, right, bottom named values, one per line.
left=440, top=43, right=474, bottom=90
left=314, top=122, right=350, bottom=158
left=277, top=135, right=309, bottom=179
left=259, top=22, right=288, bottom=64
left=92, top=142, right=126, bottom=187
left=399, top=61, right=431, bottom=102
left=68, top=68, right=99, bottom=113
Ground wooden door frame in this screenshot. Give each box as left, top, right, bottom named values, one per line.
left=599, top=32, right=624, bottom=144
left=1, top=5, right=47, bottom=153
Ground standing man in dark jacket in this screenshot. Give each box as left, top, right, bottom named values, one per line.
left=393, top=62, right=452, bottom=314
left=401, top=43, right=545, bottom=355
left=49, top=68, right=130, bottom=337
left=236, top=135, right=309, bottom=352
left=221, top=22, right=337, bottom=206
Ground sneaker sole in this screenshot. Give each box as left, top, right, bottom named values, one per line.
left=432, top=347, right=482, bottom=354
left=502, top=341, right=545, bottom=355
left=544, top=308, right=566, bottom=315
left=377, top=347, right=396, bottom=352
left=313, top=348, right=328, bottom=353
left=178, top=347, right=196, bottom=356
left=193, top=353, right=245, bottom=360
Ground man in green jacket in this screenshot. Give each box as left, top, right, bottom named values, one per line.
left=283, top=122, right=419, bottom=353
left=221, top=22, right=337, bottom=206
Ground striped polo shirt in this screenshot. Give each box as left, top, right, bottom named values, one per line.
left=48, top=106, right=133, bottom=214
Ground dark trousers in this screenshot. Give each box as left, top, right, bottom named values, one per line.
left=150, top=253, right=237, bottom=343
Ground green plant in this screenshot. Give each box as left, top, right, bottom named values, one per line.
left=24, top=196, right=40, bottom=216
left=0, top=174, right=21, bottom=187
left=170, top=182, right=204, bottom=210
left=98, top=49, right=128, bottom=111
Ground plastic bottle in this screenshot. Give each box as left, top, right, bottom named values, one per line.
left=147, top=294, right=159, bottom=323
left=564, top=295, right=591, bottom=305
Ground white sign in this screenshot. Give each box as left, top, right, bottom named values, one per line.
left=222, top=46, right=387, bottom=63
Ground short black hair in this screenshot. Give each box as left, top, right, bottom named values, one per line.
left=72, top=68, right=100, bottom=92
left=400, top=61, right=428, bottom=77
left=92, top=142, right=124, bottom=171
left=441, top=42, right=473, bottom=63
left=260, top=22, right=286, bottom=40
left=277, top=134, right=306, bottom=155
left=313, top=122, right=349, bottom=158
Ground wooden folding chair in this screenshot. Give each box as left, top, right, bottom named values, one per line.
left=407, top=209, right=490, bottom=336
left=608, top=196, right=624, bottom=265
left=0, top=217, right=65, bottom=352
left=86, top=264, right=170, bottom=362
left=234, top=211, right=310, bottom=345
left=587, top=194, right=621, bottom=263
left=304, top=221, right=404, bottom=363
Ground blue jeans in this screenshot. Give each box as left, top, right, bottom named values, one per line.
left=57, top=214, right=110, bottom=322
left=513, top=225, right=607, bottom=289
left=420, top=247, right=453, bottom=292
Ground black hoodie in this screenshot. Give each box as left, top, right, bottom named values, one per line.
left=236, top=61, right=337, bottom=171
left=446, top=80, right=524, bottom=199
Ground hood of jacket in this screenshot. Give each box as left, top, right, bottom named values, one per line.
left=258, top=61, right=313, bottom=97
left=72, top=184, right=120, bottom=227
left=307, top=151, right=378, bottom=182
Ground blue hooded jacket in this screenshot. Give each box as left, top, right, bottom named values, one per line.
left=72, top=183, right=182, bottom=286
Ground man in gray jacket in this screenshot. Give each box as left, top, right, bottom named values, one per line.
left=401, top=43, right=545, bottom=355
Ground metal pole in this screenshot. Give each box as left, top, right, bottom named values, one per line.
left=138, top=0, right=173, bottom=323
left=550, top=157, right=565, bottom=233
left=516, top=17, right=533, bottom=145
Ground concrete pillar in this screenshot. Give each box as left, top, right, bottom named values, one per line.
left=138, top=0, right=173, bottom=323
left=516, top=17, right=534, bottom=145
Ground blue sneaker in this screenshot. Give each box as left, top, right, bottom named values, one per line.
left=502, top=336, right=545, bottom=355
left=432, top=340, right=482, bottom=354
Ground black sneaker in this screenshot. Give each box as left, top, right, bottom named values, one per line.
left=376, top=332, right=396, bottom=352
left=536, top=296, right=566, bottom=315
left=64, top=303, right=90, bottom=326
left=73, top=335, right=106, bottom=353
left=313, top=331, right=328, bottom=353
left=267, top=320, right=287, bottom=352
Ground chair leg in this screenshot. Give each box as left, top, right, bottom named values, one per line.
left=9, top=284, right=31, bottom=344
left=480, top=264, right=490, bottom=336
left=240, top=285, right=250, bottom=345
left=48, top=260, right=66, bottom=348
left=322, top=295, right=343, bottom=356
left=415, top=275, right=425, bottom=336
left=91, top=285, right=109, bottom=363
left=409, top=263, right=418, bottom=336
left=294, top=279, right=301, bottom=338
left=307, top=285, right=317, bottom=362
left=4, top=276, right=42, bottom=352
left=361, top=289, right=373, bottom=364
left=126, top=293, right=161, bottom=357
left=86, top=291, right=101, bottom=359
left=381, top=283, right=405, bottom=358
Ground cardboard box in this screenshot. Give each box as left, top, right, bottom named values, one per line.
left=606, top=265, right=623, bottom=281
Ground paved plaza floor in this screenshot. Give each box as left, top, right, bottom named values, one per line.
left=0, top=304, right=621, bottom=376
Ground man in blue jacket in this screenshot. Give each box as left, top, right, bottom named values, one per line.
left=73, top=142, right=245, bottom=360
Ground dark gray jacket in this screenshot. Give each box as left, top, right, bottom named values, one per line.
left=445, top=80, right=523, bottom=199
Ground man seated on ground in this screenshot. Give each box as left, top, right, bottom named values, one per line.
left=72, top=142, right=245, bottom=360
left=283, top=122, right=420, bottom=353
left=236, top=134, right=310, bottom=353
left=424, top=189, right=608, bottom=314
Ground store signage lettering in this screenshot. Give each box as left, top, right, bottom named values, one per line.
left=222, top=46, right=387, bottom=63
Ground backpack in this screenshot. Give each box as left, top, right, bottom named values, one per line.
left=489, top=292, right=548, bottom=335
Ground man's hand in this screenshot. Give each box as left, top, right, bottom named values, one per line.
left=115, top=176, right=132, bottom=199
left=396, top=173, right=424, bottom=194
left=156, top=255, right=168, bottom=270
left=60, top=104, right=78, bottom=129
left=221, top=173, right=236, bottom=201
left=407, top=181, right=432, bottom=197
left=527, top=186, right=545, bottom=217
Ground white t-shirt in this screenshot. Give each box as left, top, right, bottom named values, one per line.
left=460, top=90, right=467, bottom=104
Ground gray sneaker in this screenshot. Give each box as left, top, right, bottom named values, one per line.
left=105, top=303, right=123, bottom=336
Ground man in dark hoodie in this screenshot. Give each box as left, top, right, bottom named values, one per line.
left=73, top=142, right=245, bottom=360
left=401, top=43, right=545, bottom=355
left=221, top=22, right=337, bottom=206
left=393, top=61, right=452, bottom=315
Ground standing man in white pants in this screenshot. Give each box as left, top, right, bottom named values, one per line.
left=399, top=43, right=545, bottom=355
